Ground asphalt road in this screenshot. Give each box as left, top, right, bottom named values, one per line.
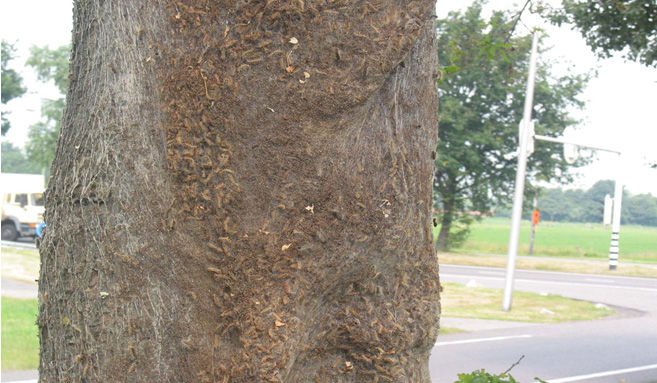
left=1, top=278, right=38, bottom=299
left=1, top=239, right=37, bottom=249
left=431, top=265, right=657, bottom=383
left=2, top=240, right=38, bottom=299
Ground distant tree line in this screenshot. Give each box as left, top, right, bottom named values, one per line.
left=1, top=141, right=42, bottom=174
left=496, top=180, right=657, bottom=226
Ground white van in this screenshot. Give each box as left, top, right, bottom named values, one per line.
left=1, top=173, right=45, bottom=241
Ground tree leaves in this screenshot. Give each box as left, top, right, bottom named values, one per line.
left=24, top=44, right=70, bottom=172
left=455, top=369, right=519, bottom=383
left=1, top=40, right=27, bottom=135
left=25, top=45, right=70, bottom=94
left=549, top=0, right=657, bottom=67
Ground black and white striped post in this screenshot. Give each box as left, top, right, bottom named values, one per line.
left=609, top=232, right=620, bottom=269
left=609, top=171, right=624, bottom=270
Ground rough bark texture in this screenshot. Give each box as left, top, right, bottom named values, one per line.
left=39, top=1, right=440, bottom=382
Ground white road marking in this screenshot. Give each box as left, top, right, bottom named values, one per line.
left=5, top=380, right=37, bottom=383
left=543, top=363, right=657, bottom=382
left=584, top=278, right=615, bottom=283
left=434, top=334, right=532, bottom=347
left=1, top=240, right=37, bottom=249
left=477, top=270, right=505, bottom=276
left=442, top=264, right=657, bottom=281
left=513, top=277, right=656, bottom=292
left=440, top=273, right=657, bottom=293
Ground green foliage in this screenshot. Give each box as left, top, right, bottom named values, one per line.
left=25, top=44, right=70, bottom=171
left=456, top=370, right=519, bottom=383
left=1, top=40, right=28, bottom=135
left=444, top=214, right=475, bottom=250
left=1, top=142, right=42, bottom=174
left=434, top=2, right=588, bottom=250
left=550, top=0, right=657, bottom=67
left=537, top=184, right=614, bottom=223
left=625, top=193, right=657, bottom=226
left=26, top=45, right=70, bottom=94
left=25, top=97, right=65, bottom=171
left=1, top=41, right=27, bottom=103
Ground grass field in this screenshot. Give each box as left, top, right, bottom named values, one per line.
left=448, top=217, right=657, bottom=264
left=1, top=247, right=40, bottom=283
left=1, top=298, right=39, bottom=370
left=441, top=282, right=614, bottom=323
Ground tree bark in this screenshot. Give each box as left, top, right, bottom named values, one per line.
left=39, top=1, right=440, bottom=382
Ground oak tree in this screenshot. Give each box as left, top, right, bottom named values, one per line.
left=39, top=1, right=441, bottom=382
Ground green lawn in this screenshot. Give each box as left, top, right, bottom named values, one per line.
left=1, top=298, right=39, bottom=370
left=439, top=327, right=467, bottom=335
left=447, top=217, right=657, bottom=263
left=441, top=282, right=614, bottom=323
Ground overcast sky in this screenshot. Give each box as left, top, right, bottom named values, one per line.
left=1, top=0, right=656, bottom=196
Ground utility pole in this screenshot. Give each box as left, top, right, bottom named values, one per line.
left=502, top=33, right=539, bottom=312
left=502, top=32, right=624, bottom=312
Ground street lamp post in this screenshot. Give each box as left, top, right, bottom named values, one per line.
left=502, top=32, right=624, bottom=311
left=502, top=33, right=539, bottom=312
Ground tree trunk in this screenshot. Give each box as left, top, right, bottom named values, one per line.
left=435, top=203, right=454, bottom=252
left=38, top=2, right=440, bottom=382
left=435, top=176, right=456, bottom=252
